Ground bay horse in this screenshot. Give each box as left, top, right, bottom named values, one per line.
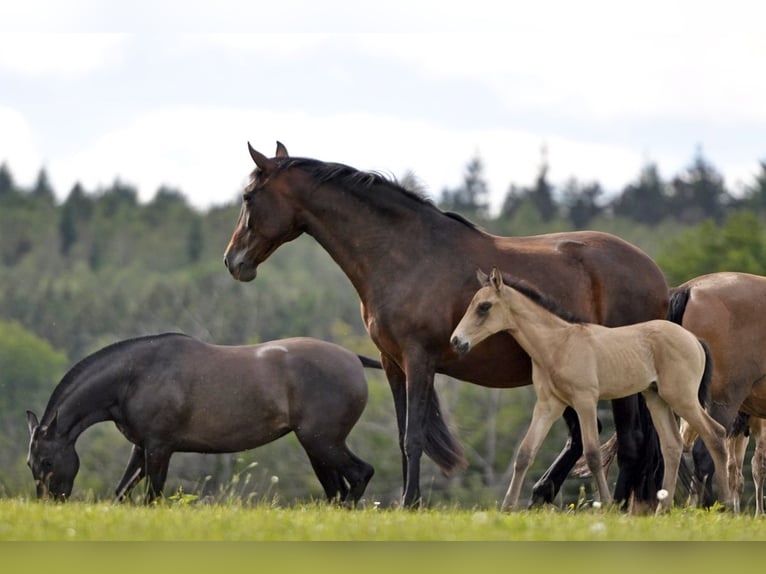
left=26, top=333, right=376, bottom=504
left=668, top=272, right=766, bottom=513
left=223, top=142, right=670, bottom=508
left=450, top=268, right=732, bottom=513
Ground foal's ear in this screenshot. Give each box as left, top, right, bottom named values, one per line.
left=26, top=410, right=39, bottom=434
left=248, top=142, right=276, bottom=173
left=476, top=268, right=489, bottom=286
left=490, top=267, right=503, bottom=291
left=275, top=141, right=289, bottom=158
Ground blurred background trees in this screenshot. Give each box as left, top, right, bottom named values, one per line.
left=1, top=145, right=766, bottom=508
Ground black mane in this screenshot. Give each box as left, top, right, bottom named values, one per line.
left=506, top=278, right=588, bottom=325
left=273, top=157, right=479, bottom=230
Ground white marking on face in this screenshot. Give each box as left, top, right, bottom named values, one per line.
left=256, top=345, right=289, bottom=358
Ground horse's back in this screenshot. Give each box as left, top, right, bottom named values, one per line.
left=119, top=335, right=369, bottom=452
left=493, top=229, right=668, bottom=325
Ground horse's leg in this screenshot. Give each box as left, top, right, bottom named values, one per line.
left=114, top=444, right=146, bottom=502
left=143, top=446, right=172, bottom=504
left=690, top=438, right=715, bottom=508
left=641, top=390, right=683, bottom=513
left=502, top=393, right=567, bottom=511
left=381, top=355, right=409, bottom=500
left=304, top=454, right=345, bottom=503
left=610, top=395, right=657, bottom=509
left=727, top=431, right=749, bottom=514
left=676, top=405, right=732, bottom=510
left=529, top=407, right=583, bottom=506
left=340, top=450, right=375, bottom=505
left=572, top=400, right=612, bottom=506
left=751, top=418, right=766, bottom=516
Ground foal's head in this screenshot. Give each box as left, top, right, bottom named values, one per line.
left=451, top=267, right=517, bottom=354
left=26, top=411, right=79, bottom=501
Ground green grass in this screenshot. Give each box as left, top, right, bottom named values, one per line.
left=3, top=498, right=766, bottom=541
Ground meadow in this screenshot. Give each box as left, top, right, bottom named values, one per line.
left=3, top=498, right=766, bottom=541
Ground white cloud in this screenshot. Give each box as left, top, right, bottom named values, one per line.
left=0, top=108, right=40, bottom=179
left=0, top=34, right=127, bottom=77
left=45, top=105, right=644, bottom=212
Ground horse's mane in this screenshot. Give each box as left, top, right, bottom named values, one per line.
left=506, top=278, right=588, bottom=325
left=273, top=157, right=479, bottom=231
left=43, top=333, right=191, bottom=424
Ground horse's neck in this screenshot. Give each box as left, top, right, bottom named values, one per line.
left=47, top=372, right=117, bottom=442
left=505, top=289, right=571, bottom=365
left=303, top=182, right=472, bottom=298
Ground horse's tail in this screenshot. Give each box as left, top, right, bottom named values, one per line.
left=666, top=285, right=692, bottom=325
left=697, top=338, right=713, bottom=407
left=357, top=355, right=383, bottom=369
left=425, top=389, right=467, bottom=475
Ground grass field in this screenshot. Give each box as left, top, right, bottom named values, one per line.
left=2, top=497, right=766, bottom=541
left=5, top=498, right=766, bottom=574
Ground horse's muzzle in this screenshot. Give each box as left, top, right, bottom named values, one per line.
left=223, top=254, right=257, bottom=282
left=451, top=336, right=470, bottom=355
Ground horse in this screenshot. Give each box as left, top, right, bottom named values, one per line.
left=450, top=268, right=732, bottom=513
left=26, top=333, right=376, bottom=504
left=223, top=142, right=670, bottom=508
left=669, top=272, right=766, bottom=513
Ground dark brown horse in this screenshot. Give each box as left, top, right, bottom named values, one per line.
left=223, top=142, right=669, bottom=507
left=26, top=333, right=376, bottom=504
left=669, top=271, right=766, bottom=511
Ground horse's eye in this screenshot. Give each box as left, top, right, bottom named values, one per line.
left=477, top=302, right=492, bottom=315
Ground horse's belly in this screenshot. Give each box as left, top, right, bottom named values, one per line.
left=597, top=370, right=655, bottom=401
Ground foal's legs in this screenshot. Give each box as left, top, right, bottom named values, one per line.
left=673, top=403, right=732, bottom=509
left=502, top=394, right=567, bottom=511
left=640, top=389, right=684, bottom=513
left=571, top=399, right=612, bottom=506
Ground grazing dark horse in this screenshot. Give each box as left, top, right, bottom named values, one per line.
left=669, top=271, right=766, bottom=512
left=26, top=333, right=376, bottom=504
left=223, top=142, right=669, bottom=508
left=450, top=268, right=731, bottom=513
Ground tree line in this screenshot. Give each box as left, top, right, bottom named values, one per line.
left=2, top=147, right=766, bottom=507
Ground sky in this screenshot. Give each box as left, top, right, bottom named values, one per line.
left=1, top=1, right=765, bottom=214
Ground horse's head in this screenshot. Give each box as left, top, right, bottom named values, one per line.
left=223, top=141, right=303, bottom=282
left=451, top=267, right=513, bottom=354
left=26, top=410, right=79, bottom=501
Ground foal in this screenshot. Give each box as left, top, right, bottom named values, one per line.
left=450, top=268, right=732, bottom=513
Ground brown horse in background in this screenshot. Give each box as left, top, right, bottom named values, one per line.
left=669, top=272, right=766, bottom=513
left=223, top=142, right=669, bottom=507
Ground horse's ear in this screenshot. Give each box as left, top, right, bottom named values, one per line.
left=275, top=141, right=289, bottom=158
left=247, top=142, right=276, bottom=173
left=27, top=410, right=39, bottom=434
left=490, top=267, right=503, bottom=291
left=43, top=410, right=59, bottom=436
left=476, top=268, right=489, bottom=286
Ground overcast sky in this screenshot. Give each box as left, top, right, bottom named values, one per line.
left=1, top=1, right=765, bottom=213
